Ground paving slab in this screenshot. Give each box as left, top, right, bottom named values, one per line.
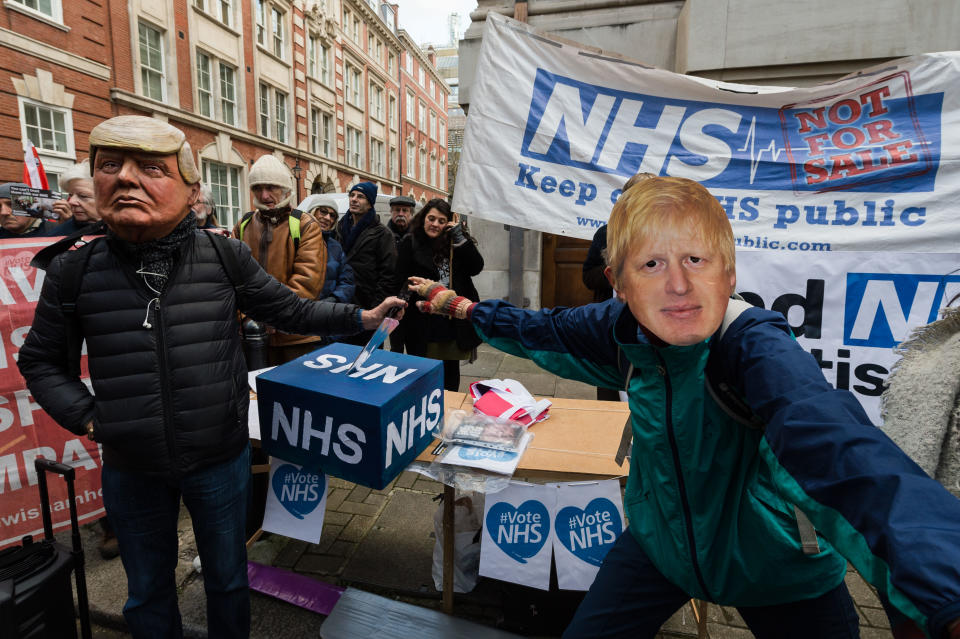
left=340, top=490, right=437, bottom=594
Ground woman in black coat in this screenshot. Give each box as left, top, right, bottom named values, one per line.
left=395, top=198, right=483, bottom=391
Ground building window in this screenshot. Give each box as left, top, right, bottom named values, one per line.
left=369, top=84, right=383, bottom=121
left=388, top=53, right=395, bottom=76
left=203, top=160, right=242, bottom=228
left=271, top=6, right=285, bottom=58
left=255, top=0, right=266, bottom=45
left=345, top=127, right=362, bottom=168
left=419, top=148, right=426, bottom=182
left=322, top=113, right=332, bottom=158
left=418, top=66, right=424, bottom=86
left=389, top=146, right=397, bottom=180
left=10, top=0, right=62, bottom=22
left=219, top=62, right=237, bottom=126
left=406, top=142, right=414, bottom=177
left=320, top=44, right=331, bottom=85
left=388, top=95, right=396, bottom=128
left=430, top=111, right=437, bottom=140
left=195, top=0, right=231, bottom=26
left=418, top=101, right=426, bottom=131
left=308, top=34, right=318, bottom=77
left=274, top=90, right=287, bottom=143
left=23, top=102, right=69, bottom=154
left=346, top=65, right=362, bottom=107
left=429, top=79, right=435, bottom=95
left=138, top=22, right=165, bottom=101
left=196, top=52, right=213, bottom=118
left=375, top=40, right=382, bottom=65
left=371, top=139, right=384, bottom=176
left=196, top=54, right=237, bottom=125
left=258, top=82, right=270, bottom=137
left=310, top=107, right=320, bottom=155
left=406, top=91, right=415, bottom=123
left=405, top=54, right=412, bottom=75
left=431, top=155, right=437, bottom=187
left=352, top=17, right=360, bottom=42
left=439, top=120, right=446, bottom=144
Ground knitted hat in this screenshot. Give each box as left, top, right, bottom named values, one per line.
left=0, top=182, right=28, bottom=200
left=300, top=194, right=341, bottom=217
left=349, top=181, right=378, bottom=208
left=249, top=154, right=293, bottom=190
left=89, top=116, right=200, bottom=184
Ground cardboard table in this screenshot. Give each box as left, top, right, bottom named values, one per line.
left=416, top=392, right=631, bottom=614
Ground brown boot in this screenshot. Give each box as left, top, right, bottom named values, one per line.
left=99, top=528, right=120, bottom=560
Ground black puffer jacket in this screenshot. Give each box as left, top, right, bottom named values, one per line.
left=18, top=231, right=362, bottom=479
left=337, top=216, right=396, bottom=309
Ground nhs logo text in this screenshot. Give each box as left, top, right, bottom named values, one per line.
left=522, top=69, right=941, bottom=192
left=844, top=273, right=960, bottom=348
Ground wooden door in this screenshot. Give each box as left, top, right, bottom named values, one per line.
left=541, top=233, right=595, bottom=309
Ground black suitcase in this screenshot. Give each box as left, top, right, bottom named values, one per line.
left=0, top=459, right=92, bottom=639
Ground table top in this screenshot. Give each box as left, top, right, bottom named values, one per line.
left=416, top=392, right=631, bottom=481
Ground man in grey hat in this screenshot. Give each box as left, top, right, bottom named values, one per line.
left=17, top=115, right=405, bottom=639
left=387, top=195, right=415, bottom=250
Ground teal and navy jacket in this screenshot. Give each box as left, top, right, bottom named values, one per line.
left=472, top=297, right=960, bottom=638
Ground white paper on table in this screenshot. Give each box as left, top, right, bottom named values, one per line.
left=248, top=366, right=276, bottom=393
left=480, top=481, right=555, bottom=590
left=262, top=458, right=328, bottom=544
left=549, top=480, right=625, bottom=591
left=248, top=399, right=261, bottom=440
left=437, top=432, right=533, bottom=475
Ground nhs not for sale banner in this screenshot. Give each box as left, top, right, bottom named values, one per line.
left=455, top=13, right=960, bottom=425
left=454, top=13, right=960, bottom=253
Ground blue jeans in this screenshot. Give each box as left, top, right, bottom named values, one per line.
left=102, top=445, right=251, bottom=639
left=563, top=530, right=860, bottom=639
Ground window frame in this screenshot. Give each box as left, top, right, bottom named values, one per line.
left=19, top=97, right=74, bottom=158
left=9, top=0, right=63, bottom=24
left=138, top=20, right=166, bottom=102
left=203, top=159, right=243, bottom=229
left=271, top=5, right=285, bottom=59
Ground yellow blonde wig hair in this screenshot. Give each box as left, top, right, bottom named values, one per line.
left=88, top=115, right=200, bottom=184
left=606, top=176, right=735, bottom=289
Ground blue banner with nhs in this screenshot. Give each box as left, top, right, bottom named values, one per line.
left=256, top=343, right=443, bottom=490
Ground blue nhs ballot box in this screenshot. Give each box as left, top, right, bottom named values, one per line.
left=256, top=342, right=444, bottom=490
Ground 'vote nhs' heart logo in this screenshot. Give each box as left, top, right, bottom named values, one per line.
left=555, top=498, right=622, bottom=566
left=271, top=464, right=325, bottom=520
left=485, top=500, right=550, bottom=563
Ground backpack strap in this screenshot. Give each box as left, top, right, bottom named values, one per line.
left=236, top=212, right=255, bottom=242
left=237, top=210, right=302, bottom=253
left=204, top=231, right=243, bottom=302
left=289, top=209, right=302, bottom=253
left=58, top=239, right=100, bottom=378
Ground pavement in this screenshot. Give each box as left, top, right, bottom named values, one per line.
left=71, top=343, right=895, bottom=638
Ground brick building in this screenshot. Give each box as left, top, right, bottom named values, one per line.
left=397, top=29, right=448, bottom=206
left=0, top=0, right=449, bottom=230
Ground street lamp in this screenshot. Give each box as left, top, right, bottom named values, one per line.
left=292, top=157, right=302, bottom=205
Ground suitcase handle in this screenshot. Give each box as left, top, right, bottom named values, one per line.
left=33, top=457, right=91, bottom=639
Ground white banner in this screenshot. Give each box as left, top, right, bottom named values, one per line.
left=262, top=459, right=328, bottom=544
left=736, top=251, right=960, bottom=425
left=480, top=482, right=554, bottom=590
left=454, top=13, right=960, bottom=253
left=550, top=480, right=625, bottom=591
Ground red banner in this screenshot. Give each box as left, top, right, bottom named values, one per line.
left=0, top=237, right=103, bottom=549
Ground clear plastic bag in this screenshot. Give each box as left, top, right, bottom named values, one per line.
left=431, top=490, right=484, bottom=593
left=442, top=410, right=528, bottom=452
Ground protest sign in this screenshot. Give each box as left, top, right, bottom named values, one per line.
left=454, top=13, right=960, bottom=424
left=455, top=13, right=959, bottom=252
left=550, top=480, right=625, bottom=591
left=0, top=238, right=103, bottom=550
left=262, top=458, right=328, bottom=543
left=480, top=481, right=553, bottom=590
left=257, top=342, right=443, bottom=489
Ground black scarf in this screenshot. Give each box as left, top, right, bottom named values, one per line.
left=340, top=209, right=377, bottom=253
left=111, top=212, right=198, bottom=293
